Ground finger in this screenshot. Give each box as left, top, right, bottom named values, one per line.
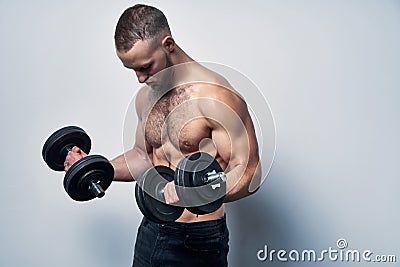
left=64, top=152, right=80, bottom=171
left=166, top=183, right=174, bottom=204
left=165, top=183, right=178, bottom=204
left=172, top=187, right=179, bottom=203
left=72, top=146, right=82, bottom=153
left=64, top=160, right=70, bottom=172
left=168, top=186, right=174, bottom=204
left=164, top=185, right=170, bottom=204
left=64, top=153, right=72, bottom=166
left=65, top=153, right=77, bottom=164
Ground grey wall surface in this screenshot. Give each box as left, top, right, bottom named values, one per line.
left=1, top=1, right=399, bottom=266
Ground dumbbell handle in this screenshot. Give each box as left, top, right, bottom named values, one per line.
left=156, top=170, right=226, bottom=202
left=64, top=146, right=77, bottom=157
left=89, top=180, right=105, bottom=198
left=203, top=170, right=226, bottom=184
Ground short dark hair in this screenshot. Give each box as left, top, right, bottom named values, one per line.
left=114, top=4, right=171, bottom=52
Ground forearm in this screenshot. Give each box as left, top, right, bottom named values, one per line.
left=110, top=153, right=134, bottom=182
left=110, top=146, right=153, bottom=182
left=224, top=162, right=261, bottom=202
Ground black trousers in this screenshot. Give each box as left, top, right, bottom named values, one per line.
left=133, top=215, right=229, bottom=267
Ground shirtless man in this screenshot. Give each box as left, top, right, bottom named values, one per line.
left=64, top=4, right=261, bottom=266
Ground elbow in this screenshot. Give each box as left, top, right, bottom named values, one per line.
left=225, top=162, right=262, bottom=202
left=246, top=161, right=262, bottom=195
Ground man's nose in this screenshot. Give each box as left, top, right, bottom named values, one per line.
left=135, top=71, right=148, bottom=83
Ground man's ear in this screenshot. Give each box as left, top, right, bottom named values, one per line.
left=162, top=36, right=175, bottom=53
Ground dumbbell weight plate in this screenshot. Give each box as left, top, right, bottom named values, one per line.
left=174, top=157, right=190, bottom=206
left=42, top=126, right=91, bottom=171
left=175, top=152, right=226, bottom=215
left=64, top=155, right=114, bottom=201
left=135, top=166, right=184, bottom=224
left=135, top=183, right=165, bottom=224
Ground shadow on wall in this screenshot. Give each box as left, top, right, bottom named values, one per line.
left=226, top=171, right=320, bottom=267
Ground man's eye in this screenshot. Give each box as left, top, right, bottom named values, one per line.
left=141, top=65, right=151, bottom=71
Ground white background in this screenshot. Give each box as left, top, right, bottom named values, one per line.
left=1, top=0, right=399, bottom=266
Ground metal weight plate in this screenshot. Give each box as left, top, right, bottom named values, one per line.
left=135, top=167, right=168, bottom=224
left=64, top=155, right=114, bottom=201
left=173, top=155, right=191, bottom=206
left=42, top=126, right=91, bottom=171
left=135, top=166, right=184, bottom=224
left=135, top=182, right=165, bottom=224
left=175, top=152, right=226, bottom=215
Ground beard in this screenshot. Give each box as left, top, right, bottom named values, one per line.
left=150, top=52, right=175, bottom=92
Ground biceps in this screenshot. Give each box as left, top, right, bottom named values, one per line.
left=212, top=124, right=251, bottom=168
left=212, top=127, right=231, bottom=163
left=213, top=110, right=260, bottom=166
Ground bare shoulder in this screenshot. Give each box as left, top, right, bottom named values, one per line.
left=190, top=65, right=245, bottom=103
left=193, top=82, right=248, bottom=117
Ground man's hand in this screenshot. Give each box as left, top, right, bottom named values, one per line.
left=163, top=181, right=179, bottom=205
left=64, top=146, right=88, bottom=172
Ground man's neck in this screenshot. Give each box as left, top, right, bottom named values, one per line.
left=171, top=44, right=195, bottom=65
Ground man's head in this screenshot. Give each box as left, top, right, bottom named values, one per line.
left=115, top=4, right=171, bottom=52
left=115, top=4, right=175, bottom=85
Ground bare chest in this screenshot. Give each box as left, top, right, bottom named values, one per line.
left=144, top=87, right=209, bottom=153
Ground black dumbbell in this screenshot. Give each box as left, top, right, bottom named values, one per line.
left=135, top=166, right=185, bottom=224
left=174, top=152, right=226, bottom=215
left=135, top=152, right=226, bottom=224
left=42, top=126, right=114, bottom=201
